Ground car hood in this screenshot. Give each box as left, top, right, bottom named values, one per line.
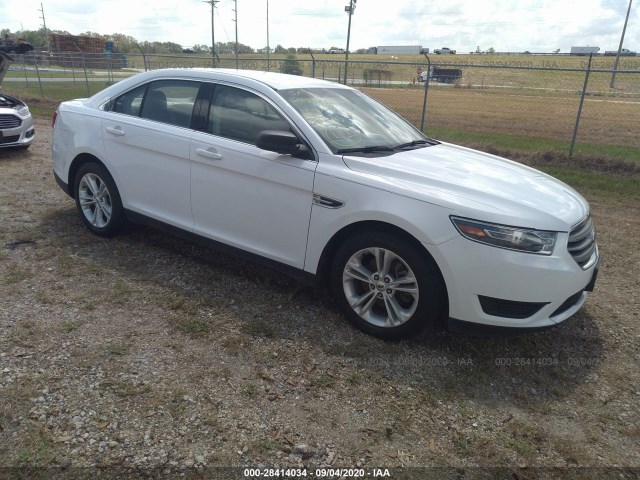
left=0, top=51, right=13, bottom=85
left=342, top=142, right=589, bottom=231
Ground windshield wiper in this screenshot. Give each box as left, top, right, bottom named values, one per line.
left=336, top=145, right=395, bottom=154
left=394, top=139, right=439, bottom=150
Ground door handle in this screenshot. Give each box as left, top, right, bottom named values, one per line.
left=106, top=126, right=125, bottom=137
left=196, top=148, right=223, bottom=160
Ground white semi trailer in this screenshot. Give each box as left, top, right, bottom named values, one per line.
left=570, top=46, right=600, bottom=56
left=376, top=45, right=425, bottom=55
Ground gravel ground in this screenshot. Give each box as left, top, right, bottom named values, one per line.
left=0, top=117, right=639, bottom=479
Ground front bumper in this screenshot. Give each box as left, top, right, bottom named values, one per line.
left=0, top=116, right=35, bottom=148
left=425, top=234, right=599, bottom=331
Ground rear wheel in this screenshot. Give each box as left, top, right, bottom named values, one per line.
left=330, top=231, right=445, bottom=339
left=74, top=162, right=125, bottom=237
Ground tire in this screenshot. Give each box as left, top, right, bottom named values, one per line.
left=330, top=231, right=446, bottom=340
left=73, top=162, right=125, bottom=237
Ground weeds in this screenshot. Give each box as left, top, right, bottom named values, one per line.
left=105, top=343, right=129, bottom=356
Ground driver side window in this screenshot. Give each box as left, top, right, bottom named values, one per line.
left=208, top=85, right=290, bottom=145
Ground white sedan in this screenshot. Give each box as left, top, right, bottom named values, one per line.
left=51, top=69, right=599, bottom=339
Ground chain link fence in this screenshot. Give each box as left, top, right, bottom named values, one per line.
left=7, top=51, right=640, bottom=159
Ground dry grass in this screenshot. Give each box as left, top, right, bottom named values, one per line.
left=362, top=86, right=640, bottom=148
left=0, top=117, right=639, bottom=472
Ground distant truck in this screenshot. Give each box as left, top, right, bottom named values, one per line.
left=604, top=48, right=637, bottom=56
left=433, top=47, right=456, bottom=54
left=418, top=66, right=462, bottom=84
left=328, top=48, right=345, bottom=54
left=570, top=46, right=600, bottom=56
left=376, top=45, right=425, bottom=55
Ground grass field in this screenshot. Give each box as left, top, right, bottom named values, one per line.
left=360, top=86, right=640, bottom=159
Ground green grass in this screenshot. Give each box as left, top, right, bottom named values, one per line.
left=429, top=127, right=571, bottom=151
left=427, top=127, right=640, bottom=163
left=2, top=83, right=110, bottom=110
left=11, top=425, right=55, bottom=470
left=105, top=343, right=130, bottom=356
left=170, top=315, right=210, bottom=335
left=250, top=438, right=279, bottom=455
left=540, top=166, right=640, bottom=200
left=240, top=317, right=275, bottom=338
left=242, top=383, right=258, bottom=398
left=5, top=69, right=134, bottom=79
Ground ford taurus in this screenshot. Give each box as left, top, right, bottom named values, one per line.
left=51, top=69, right=599, bottom=339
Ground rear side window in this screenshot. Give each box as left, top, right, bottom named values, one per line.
left=111, top=80, right=202, bottom=128
left=208, top=85, right=290, bottom=145
left=140, top=80, right=202, bottom=128
left=112, top=84, right=146, bottom=116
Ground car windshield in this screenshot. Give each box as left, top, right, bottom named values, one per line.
left=279, top=87, right=427, bottom=154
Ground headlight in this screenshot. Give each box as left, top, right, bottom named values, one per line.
left=17, top=106, right=30, bottom=117
left=450, top=216, right=557, bottom=255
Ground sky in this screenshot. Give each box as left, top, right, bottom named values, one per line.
left=1, top=0, right=638, bottom=54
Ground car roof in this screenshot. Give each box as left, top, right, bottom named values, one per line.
left=84, top=68, right=351, bottom=109
left=153, top=68, right=349, bottom=91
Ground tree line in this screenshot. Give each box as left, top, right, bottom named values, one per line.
left=2, top=28, right=368, bottom=55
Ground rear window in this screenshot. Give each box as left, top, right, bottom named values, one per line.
left=111, top=80, right=202, bottom=129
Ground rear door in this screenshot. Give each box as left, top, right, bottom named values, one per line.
left=189, top=83, right=316, bottom=268
left=102, top=79, right=201, bottom=230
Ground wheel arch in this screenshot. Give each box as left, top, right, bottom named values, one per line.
left=315, top=220, right=449, bottom=315
left=67, top=153, right=111, bottom=199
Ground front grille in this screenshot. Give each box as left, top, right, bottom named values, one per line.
left=551, top=291, right=584, bottom=317
left=478, top=295, right=548, bottom=319
left=0, top=114, right=22, bottom=129
left=0, top=135, right=20, bottom=145
left=568, top=216, right=597, bottom=269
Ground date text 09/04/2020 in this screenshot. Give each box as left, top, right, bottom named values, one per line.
left=243, top=468, right=392, bottom=478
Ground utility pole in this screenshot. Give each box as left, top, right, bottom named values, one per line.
left=233, top=0, right=238, bottom=69
left=203, top=0, right=219, bottom=67
left=343, top=0, right=356, bottom=85
left=267, top=0, right=270, bottom=71
left=610, top=0, right=633, bottom=88
left=38, top=3, right=51, bottom=52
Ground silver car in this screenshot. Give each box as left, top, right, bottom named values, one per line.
left=0, top=51, right=35, bottom=150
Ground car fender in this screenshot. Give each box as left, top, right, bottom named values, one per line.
left=304, top=167, right=457, bottom=275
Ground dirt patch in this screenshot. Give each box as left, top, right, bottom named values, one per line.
left=0, top=117, right=639, bottom=477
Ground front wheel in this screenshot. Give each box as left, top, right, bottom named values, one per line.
left=74, top=162, right=125, bottom=237
left=330, top=232, right=446, bottom=340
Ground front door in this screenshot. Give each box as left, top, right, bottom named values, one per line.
left=190, top=84, right=316, bottom=268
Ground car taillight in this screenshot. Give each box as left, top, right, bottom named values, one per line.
left=52, top=110, right=58, bottom=128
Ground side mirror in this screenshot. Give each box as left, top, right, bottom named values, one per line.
left=256, top=130, right=311, bottom=159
